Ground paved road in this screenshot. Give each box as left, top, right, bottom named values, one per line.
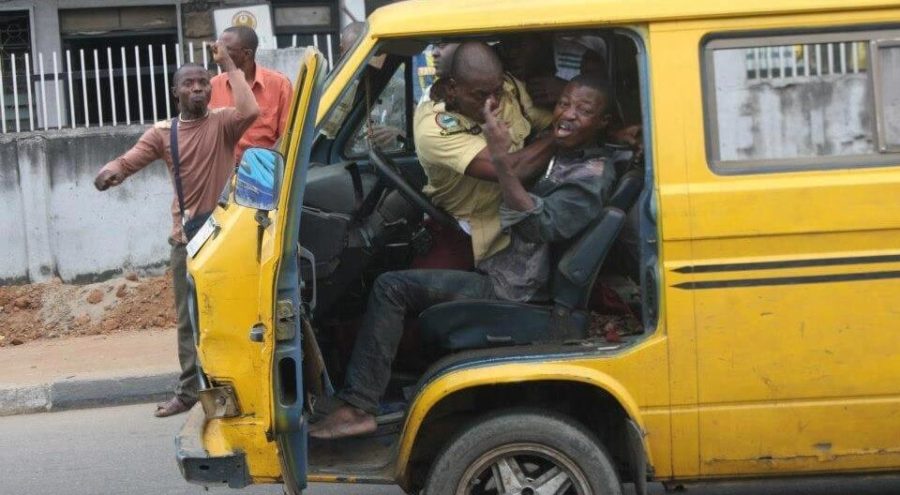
left=1, top=403, right=899, bottom=495
left=0, top=403, right=401, bottom=495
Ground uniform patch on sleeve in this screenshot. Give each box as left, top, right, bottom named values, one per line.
left=435, top=112, right=461, bottom=131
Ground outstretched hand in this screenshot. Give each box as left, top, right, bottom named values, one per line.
left=94, top=169, right=125, bottom=191
left=482, top=96, right=512, bottom=167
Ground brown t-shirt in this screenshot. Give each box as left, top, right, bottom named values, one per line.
left=101, top=108, right=255, bottom=243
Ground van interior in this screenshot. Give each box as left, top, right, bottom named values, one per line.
left=292, top=28, right=659, bottom=483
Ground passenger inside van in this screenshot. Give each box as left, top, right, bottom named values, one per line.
left=413, top=42, right=554, bottom=265
left=305, top=31, right=646, bottom=400
left=495, top=33, right=564, bottom=111
left=309, top=74, right=617, bottom=440
left=418, top=42, right=458, bottom=104
left=497, top=33, right=609, bottom=111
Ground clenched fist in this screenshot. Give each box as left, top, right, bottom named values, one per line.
left=94, top=169, right=125, bottom=191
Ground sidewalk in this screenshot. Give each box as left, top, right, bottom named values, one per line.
left=0, top=329, right=179, bottom=416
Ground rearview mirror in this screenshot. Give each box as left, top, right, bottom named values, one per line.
left=235, top=148, right=284, bottom=211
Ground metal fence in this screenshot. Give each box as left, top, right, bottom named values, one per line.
left=745, top=41, right=868, bottom=81
left=0, top=34, right=335, bottom=135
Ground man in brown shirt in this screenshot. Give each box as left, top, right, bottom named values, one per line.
left=94, top=42, right=259, bottom=417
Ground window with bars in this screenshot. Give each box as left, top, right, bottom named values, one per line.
left=741, top=43, right=869, bottom=80
left=0, top=10, right=30, bottom=57
left=704, top=29, right=900, bottom=173
left=0, top=10, right=33, bottom=131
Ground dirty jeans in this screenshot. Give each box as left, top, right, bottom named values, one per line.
left=170, top=243, right=198, bottom=405
left=337, top=270, right=494, bottom=414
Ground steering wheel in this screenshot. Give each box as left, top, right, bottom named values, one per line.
left=368, top=148, right=463, bottom=232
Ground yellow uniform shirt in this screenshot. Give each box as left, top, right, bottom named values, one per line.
left=506, top=75, right=555, bottom=133
left=413, top=77, right=542, bottom=262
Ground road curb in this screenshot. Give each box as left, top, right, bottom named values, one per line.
left=0, top=371, right=178, bottom=417
left=0, top=385, right=51, bottom=416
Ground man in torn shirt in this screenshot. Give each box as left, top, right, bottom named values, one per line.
left=310, top=75, right=615, bottom=439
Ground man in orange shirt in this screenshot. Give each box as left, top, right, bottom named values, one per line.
left=209, top=26, right=293, bottom=161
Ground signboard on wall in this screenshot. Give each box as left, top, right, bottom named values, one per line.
left=213, top=4, right=276, bottom=49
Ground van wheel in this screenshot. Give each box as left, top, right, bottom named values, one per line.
left=423, top=408, right=621, bottom=495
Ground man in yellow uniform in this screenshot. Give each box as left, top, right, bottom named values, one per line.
left=414, top=41, right=554, bottom=262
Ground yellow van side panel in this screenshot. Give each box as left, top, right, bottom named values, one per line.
left=653, top=7, right=900, bottom=478
left=646, top=20, right=706, bottom=478
left=366, top=0, right=900, bottom=39
left=397, top=337, right=674, bottom=478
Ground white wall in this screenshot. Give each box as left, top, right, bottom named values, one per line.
left=44, top=131, right=173, bottom=282
left=0, top=127, right=172, bottom=284
left=0, top=140, right=29, bottom=284
left=257, top=47, right=306, bottom=84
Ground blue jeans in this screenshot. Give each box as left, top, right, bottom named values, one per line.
left=337, top=270, right=494, bottom=414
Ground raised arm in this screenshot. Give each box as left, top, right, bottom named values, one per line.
left=481, top=97, right=539, bottom=211
left=463, top=134, right=554, bottom=182
left=483, top=96, right=613, bottom=244
left=212, top=41, right=259, bottom=122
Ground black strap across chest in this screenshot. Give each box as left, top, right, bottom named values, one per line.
left=169, top=118, right=187, bottom=221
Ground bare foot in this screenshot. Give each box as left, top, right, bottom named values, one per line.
left=308, top=404, right=377, bottom=440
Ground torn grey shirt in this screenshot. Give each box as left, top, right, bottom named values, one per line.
left=478, top=148, right=616, bottom=302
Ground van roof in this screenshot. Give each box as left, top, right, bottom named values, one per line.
left=367, top=0, right=900, bottom=37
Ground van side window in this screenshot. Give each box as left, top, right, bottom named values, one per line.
left=703, top=30, right=900, bottom=173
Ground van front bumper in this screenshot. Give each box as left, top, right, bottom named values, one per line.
left=176, top=403, right=251, bottom=488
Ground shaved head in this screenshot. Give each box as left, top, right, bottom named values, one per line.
left=445, top=42, right=505, bottom=122
left=449, top=41, right=503, bottom=85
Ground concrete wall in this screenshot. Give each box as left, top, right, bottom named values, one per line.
left=0, top=126, right=172, bottom=284
left=0, top=140, right=29, bottom=284
left=258, top=47, right=306, bottom=84
left=713, top=49, right=875, bottom=161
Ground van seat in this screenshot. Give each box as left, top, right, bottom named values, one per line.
left=419, top=207, right=626, bottom=352
left=608, top=169, right=643, bottom=211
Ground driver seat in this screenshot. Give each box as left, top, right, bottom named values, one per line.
left=418, top=206, right=626, bottom=352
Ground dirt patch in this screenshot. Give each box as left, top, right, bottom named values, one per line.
left=0, top=273, right=175, bottom=347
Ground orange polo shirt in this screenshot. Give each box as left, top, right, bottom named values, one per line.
left=209, top=65, right=293, bottom=160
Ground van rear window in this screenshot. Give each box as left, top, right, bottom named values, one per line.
left=703, top=29, right=900, bottom=173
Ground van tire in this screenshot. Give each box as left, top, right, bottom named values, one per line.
left=422, top=408, right=622, bottom=495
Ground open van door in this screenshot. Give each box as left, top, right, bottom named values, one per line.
left=175, top=47, right=326, bottom=492
left=267, top=47, right=326, bottom=494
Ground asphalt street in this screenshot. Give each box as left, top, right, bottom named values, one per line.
left=0, top=403, right=402, bottom=495
left=1, top=403, right=899, bottom=495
